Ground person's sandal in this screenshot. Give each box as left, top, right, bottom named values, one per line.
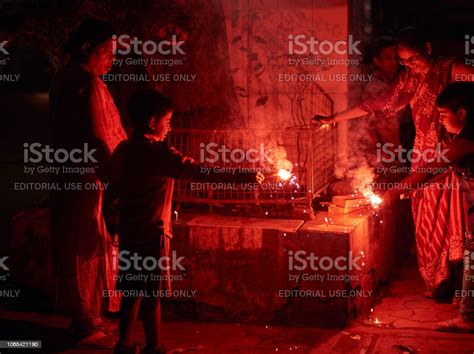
left=76, top=329, right=118, bottom=348
left=435, top=318, right=474, bottom=333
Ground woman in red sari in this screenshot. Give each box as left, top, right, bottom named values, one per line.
left=49, top=19, right=127, bottom=348
left=320, top=28, right=474, bottom=299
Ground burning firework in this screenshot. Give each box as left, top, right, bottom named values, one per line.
left=350, top=165, right=383, bottom=208
left=275, top=169, right=299, bottom=188
left=366, top=193, right=382, bottom=207
left=277, top=169, right=292, bottom=181
left=359, top=189, right=383, bottom=208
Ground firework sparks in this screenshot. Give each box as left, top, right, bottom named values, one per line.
left=350, top=165, right=383, bottom=208
left=364, top=190, right=383, bottom=208
left=277, top=169, right=292, bottom=181
left=275, top=169, right=299, bottom=187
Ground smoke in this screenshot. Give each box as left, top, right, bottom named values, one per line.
left=266, top=145, right=293, bottom=172
left=348, top=161, right=375, bottom=196
left=334, top=117, right=378, bottom=196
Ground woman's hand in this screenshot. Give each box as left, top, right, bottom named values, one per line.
left=312, top=114, right=335, bottom=125
left=313, top=106, right=369, bottom=124
left=383, top=189, right=402, bottom=205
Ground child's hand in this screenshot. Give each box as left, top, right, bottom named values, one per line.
left=256, top=172, right=265, bottom=184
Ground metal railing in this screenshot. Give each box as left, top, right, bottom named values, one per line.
left=168, top=125, right=336, bottom=215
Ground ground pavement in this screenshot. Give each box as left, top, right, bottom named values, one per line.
left=0, top=264, right=472, bottom=353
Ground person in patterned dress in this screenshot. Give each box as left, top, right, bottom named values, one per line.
left=318, top=27, right=474, bottom=300
left=385, top=82, right=474, bottom=333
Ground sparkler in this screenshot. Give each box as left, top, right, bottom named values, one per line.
left=273, top=169, right=299, bottom=187
left=350, top=165, right=383, bottom=209
left=277, top=169, right=292, bottom=181
left=363, top=190, right=382, bottom=208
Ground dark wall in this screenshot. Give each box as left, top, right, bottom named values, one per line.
left=370, top=0, right=474, bottom=57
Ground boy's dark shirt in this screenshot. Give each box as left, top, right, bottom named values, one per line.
left=109, top=133, right=256, bottom=244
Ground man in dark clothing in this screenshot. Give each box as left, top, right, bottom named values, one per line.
left=109, top=89, right=263, bottom=354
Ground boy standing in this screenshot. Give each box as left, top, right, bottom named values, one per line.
left=110, top=89, right=263, bottom=354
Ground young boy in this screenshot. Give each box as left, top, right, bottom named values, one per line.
left=110, top=89, right=264, bottom=354
left=385, top=82, right=474, bottom=333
